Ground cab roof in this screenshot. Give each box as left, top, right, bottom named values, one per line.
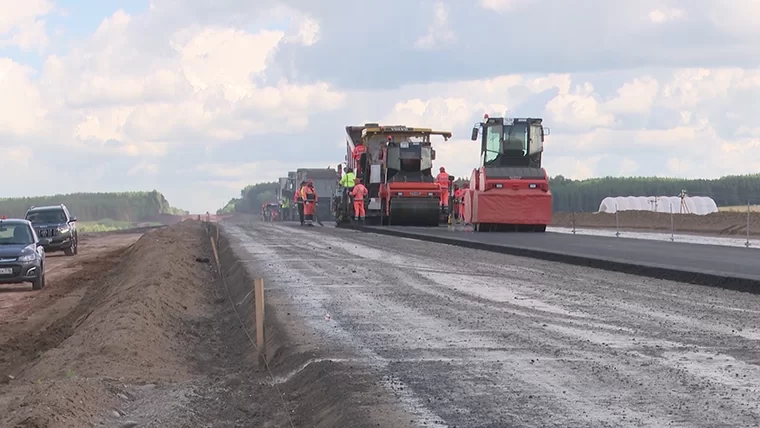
left=27, top=204, right=65, bottom=212
left=0, top=218, right=32, bottom=225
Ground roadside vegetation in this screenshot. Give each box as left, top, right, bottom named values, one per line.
left=0, top=191, right=187, bottom=222
left=77, top=219, right=163, bottom=233
left=549, top=174, right=760, bottom=212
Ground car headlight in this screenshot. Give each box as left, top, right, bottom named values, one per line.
left=58, top=226, right=70, bottom=233
left=18, top=253, right=37, bottom=262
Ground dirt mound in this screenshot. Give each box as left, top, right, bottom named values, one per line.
left=0, top=220, right=217, bottom=427
left=552, top=211, right=760, bottom=236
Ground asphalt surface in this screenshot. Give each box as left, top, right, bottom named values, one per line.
left=363, top=226, right=760, bottom=282
left=225, top=221, right=760, bottom=427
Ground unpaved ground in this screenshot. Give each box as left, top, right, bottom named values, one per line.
left=553, top=210, right=760, bottom=237
left=0, top=233, right=142, bottom=328
left=0, top=221, right=288, bottom=427
left=227, top=221, right=760, bottom=427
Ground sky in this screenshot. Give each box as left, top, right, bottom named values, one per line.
left=2, top=0, right=760, bottom=213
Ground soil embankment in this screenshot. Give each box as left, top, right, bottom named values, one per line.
left=552, top=211, right=760, bottom=236
left=0, top=220, right=289, bottom=427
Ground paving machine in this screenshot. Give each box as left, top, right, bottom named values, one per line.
left=464, top=114, right=552, bottom=232
left=333, top=123, right=452, bottom=226
left=277, top=173, right=298, bottom=221
left=296, top=168, right=338, bottom=222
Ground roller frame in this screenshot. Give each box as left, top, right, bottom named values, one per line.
left=387, top=197, right=440, bottom=227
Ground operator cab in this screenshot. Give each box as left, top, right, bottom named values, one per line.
left=385, top=135, right=436, bottom=183
left=471, top=115, right=549, bottom=169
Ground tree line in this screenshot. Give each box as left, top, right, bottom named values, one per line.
left=549, top=174, right=760, bottom=212
left=219, top=174, right=760, bottom=214
left=217, top=182, right=278, bottom=215
left=0, top=191, right=188, bottom=222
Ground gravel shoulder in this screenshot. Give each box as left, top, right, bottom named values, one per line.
left=228, top=221, right=760, bottom=427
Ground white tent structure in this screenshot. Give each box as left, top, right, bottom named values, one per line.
left=598, top=196, right=718, bottom=215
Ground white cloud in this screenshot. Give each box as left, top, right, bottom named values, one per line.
left=3, top=1, right=760, bottom=213
left=479, top=0, right=534, bottom=12
left=603, top=77, right=660, bottom=114
left=0, top=0, right=53, bottom=50
left=415, top=2, right=456, bottom=50
left=0, top=59, right=47, bottom=137
left=545, top=82, right=615, bottom=129
left=649, top=8, right=685, bottom=23
left=7, top=9, right=346, bottom=158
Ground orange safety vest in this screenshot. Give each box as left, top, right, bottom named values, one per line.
left=303, top=186, right=316, bottom=202
left=350, top=184, right=368, bottom=200
left=436, top=172, right=450, bottom=186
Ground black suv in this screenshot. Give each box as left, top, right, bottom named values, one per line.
left=0, top=218, right=48, bottom=290
left=24, top=204, right=79, bottom=256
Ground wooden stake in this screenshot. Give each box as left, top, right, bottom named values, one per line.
left=210, top=237, right=220, bottom=268
left=254, top=278, right=266, bottom=369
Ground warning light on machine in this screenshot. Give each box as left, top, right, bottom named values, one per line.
left=529, top=183, right=537, bottom=188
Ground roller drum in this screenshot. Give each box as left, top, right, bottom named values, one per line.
left=388, top=197, right=440, bottom=226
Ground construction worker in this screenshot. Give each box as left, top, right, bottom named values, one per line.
left=350, top=177, right=368, bottom=223
left=339, top=167, right=356, bottom=216
left=281, top=197, right=291, bottom=221
left=453, top=184, right=464, bottom=220
left=296, top=180, right=306, bottom=225
left=436, top=167, right=450, bottom=209
left=302, top=181, right=317, bottom=226
left=460, top=182, right=469, bottom=220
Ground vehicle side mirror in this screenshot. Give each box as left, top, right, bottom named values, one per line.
left=38, top=238, right=51, bottom=246
left=543, top=127, right=550, bottom=136
left=431, top=149, right=436, bottom=160
left=471, top=127, right=479, bottom=141
left=70, top=217, right=77, bottom=222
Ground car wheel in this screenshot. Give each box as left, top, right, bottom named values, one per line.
left=73, top=236, right=79, bottom=255
left=64, top=239, right=75, bottom=256
left=32, top=272, right=45, bottom=290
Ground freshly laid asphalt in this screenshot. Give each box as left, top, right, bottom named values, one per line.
left=224, top=221, right=760, bottom=427
left=360, top=226, right=760, bottom=292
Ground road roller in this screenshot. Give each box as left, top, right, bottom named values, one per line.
left=333, top=124, right=452, bottom=227
left=464, top=114, right=552, bottom=232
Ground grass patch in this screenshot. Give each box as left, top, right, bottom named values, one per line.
left=718, top=205, right=760, bottom=212
left=78, top=219, right=162, bottom=233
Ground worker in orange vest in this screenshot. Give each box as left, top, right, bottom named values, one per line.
left=295, top=181, right=306, bottom=225
left=460, top=182, right=469, bottom=221
left=302, top=181, right=318, bottom=226
left=435, top=167, right=450, bottom=209
left=453, top=184, right=465, bottom=220
left=350, top=177, right=368, bottom=223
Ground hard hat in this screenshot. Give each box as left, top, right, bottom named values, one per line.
left=439, top=167, right=445, bottom=172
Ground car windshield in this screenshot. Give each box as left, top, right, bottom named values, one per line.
left=0, top=223, right=34, bottom=245
left=26, top=209, right=66, bottom=223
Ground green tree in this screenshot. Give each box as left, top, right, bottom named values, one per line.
left=549, top=174, right=760, bottom=212
left=217, top=182, right=279, bottom=214
left=0, top=190, right=187, bottom=221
